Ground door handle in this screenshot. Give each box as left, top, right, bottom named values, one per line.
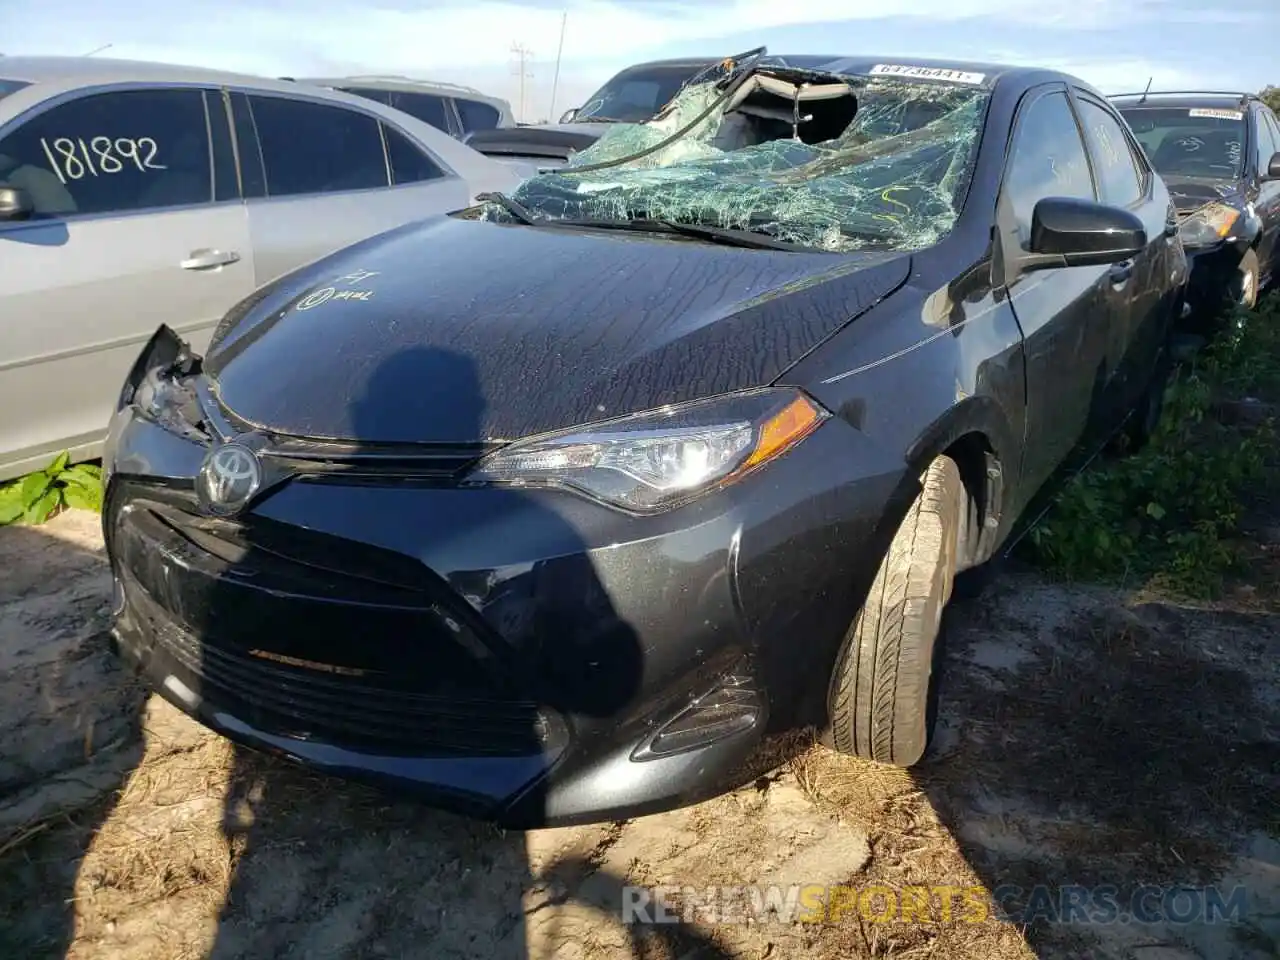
left=1109, top=260, right=1134, bottom=284
left=180, top=248, right=241, bottom=270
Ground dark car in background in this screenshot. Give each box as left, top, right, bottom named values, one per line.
left=104, top=52, right=1185, bottom=827
left=1114, top=90, right=1280, bottom=319
left=558, top=56, right=719, bottom=124
left=465, top=56, right=718, bottom=169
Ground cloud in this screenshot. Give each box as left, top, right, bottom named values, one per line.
left=2, top=0, right=1268, bottom=119
left=5, top=0, right=1163, bottom=74
left=1012, top=56, right=1221, bottom=95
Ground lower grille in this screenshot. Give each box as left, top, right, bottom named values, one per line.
left=111, top=489, right=565, bottom=758
left=125, top=569, right=563, bottom=757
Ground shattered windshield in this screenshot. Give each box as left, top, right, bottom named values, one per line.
left=491, top=68, right=990, bottom=253
left=1118, top=106, right=1247, bottom=180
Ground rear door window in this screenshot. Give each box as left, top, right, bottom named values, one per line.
left=0, top=87, right=212, bottom=218
left=455, top=98, right=501, bottom=133
left=382, top=124, right=446, bottom=184
left=387, top=92, right=452, bottom=133
left=246, top=95, right=389, bottom=197
left=340, top=86, right=394, bottom=108
left=1075, top=95, right=1144, bottom=207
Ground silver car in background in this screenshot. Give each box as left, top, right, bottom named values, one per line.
left=289, top=75, right=515, bottom=140
left=0, top=57, right=522, bottom=481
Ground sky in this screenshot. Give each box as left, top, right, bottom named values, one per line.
left=1, top=0, right=1277, bottom=122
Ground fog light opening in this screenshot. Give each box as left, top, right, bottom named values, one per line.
left=634, top=676, right=761, bottom=760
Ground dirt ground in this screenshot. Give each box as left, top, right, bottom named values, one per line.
left=1, top=504, right=1277, bottom=960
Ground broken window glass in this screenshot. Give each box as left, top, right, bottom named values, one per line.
left=486, top=68, right=992, bottom=253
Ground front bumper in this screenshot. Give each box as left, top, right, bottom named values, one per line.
left=104, top=399, right=906, bottom=827
left=1181, top=237, right=1251, bottom=323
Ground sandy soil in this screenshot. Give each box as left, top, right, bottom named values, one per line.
left=1, top=508, right=1277, bottom=960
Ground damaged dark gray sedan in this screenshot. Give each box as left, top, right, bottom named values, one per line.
left=103, top=53, right=1187, bottom=827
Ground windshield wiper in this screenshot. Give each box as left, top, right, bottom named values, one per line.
left=555, top=217, right=805, bottom=251
left=474, top=200, right=807, bottom=250
left=475, top=191, right=542, bottom=225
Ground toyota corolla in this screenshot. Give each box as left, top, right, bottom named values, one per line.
left=103, top=53, right=1186, bottom=826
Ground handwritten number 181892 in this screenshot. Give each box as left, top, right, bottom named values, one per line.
left=39, top=137, right=166, bottom=184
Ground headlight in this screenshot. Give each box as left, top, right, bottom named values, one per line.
left=467, top=388, right=829, bottom=512
left=131, top=368, right=205, bottom=441
left=1178, top=202, right=1240, bottom=248
left=117, top=324, right=206, bottom=440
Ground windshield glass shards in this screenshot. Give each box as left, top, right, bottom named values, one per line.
left=1118, top=106, right=1248, bottom=180
left=487, top=68, right=991, bottom=253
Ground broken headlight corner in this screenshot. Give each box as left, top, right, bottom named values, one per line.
left=131, top=369, right=206, bottom=441
left=632, top=672, right=763, bottom=760
left=1178, top=202, right=1241, bottom=249
left=120, top=325, right=206, bottom=441
left=466, top=387, right=830, bottom=513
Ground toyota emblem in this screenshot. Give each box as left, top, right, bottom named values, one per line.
left=197, top=442, right=263, bottom=515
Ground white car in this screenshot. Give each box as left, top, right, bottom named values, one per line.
left=0, top=56, right=522, bottom=481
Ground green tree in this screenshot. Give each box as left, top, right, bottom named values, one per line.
left=1261, top=86, right=1280, bottom=114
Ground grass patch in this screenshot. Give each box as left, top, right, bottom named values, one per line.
left=1024, top=293, right=1280, bottom=597
left=0, top=452, right=103, bottom=527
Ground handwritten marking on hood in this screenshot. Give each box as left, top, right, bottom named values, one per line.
left=335, top=268, right=379, bottom=285
left=295, top=287, right=335, bottom=312
left=294, top=286, right=374, bottom=312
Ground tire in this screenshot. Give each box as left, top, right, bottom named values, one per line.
left=1117, top=362, right=1169, bottom=455
left=1235, top=248, right=1260, bottom=310
left=828, top=455, right=963, bottom=766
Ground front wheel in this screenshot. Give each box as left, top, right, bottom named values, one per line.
left=827, top=455, right=963, bottom=766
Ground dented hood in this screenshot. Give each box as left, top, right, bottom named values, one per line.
left=1164, top=175, right=1242, bottom=214
left=203, top=216, right=908, bottom=445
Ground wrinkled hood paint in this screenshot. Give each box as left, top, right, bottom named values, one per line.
left=1163, top=174, right=1242, bottom=214
left=204, top=216, right=909, bottom=444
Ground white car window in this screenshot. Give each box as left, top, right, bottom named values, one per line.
left=247, top=95, right=389, bottom=198
left=0, top=88, right=211, bottom=218
left=382, top=124, right=446, bottom=185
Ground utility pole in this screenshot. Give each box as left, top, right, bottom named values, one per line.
left=549, top=12, right=567, bottom=119
left=510, top=42, right=534, bottom=123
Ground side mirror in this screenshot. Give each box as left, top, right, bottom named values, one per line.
left=559, top=107, right=578, bottom=124
left=1026, top=196, right=1147, bottom=269
left=1266, top=151, right=1280, bottom=181
left=0, top=185, right=33, bottom=222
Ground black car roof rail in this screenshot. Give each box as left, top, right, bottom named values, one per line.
left=1111, top=90, right=1256, bottom=106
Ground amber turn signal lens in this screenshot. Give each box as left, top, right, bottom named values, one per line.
left=744, top=393, right=827, bottom=468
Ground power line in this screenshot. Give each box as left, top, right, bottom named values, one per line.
left=510, top=42, right=534, bottom=123
left=549, top=12, right=567, bottom=120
